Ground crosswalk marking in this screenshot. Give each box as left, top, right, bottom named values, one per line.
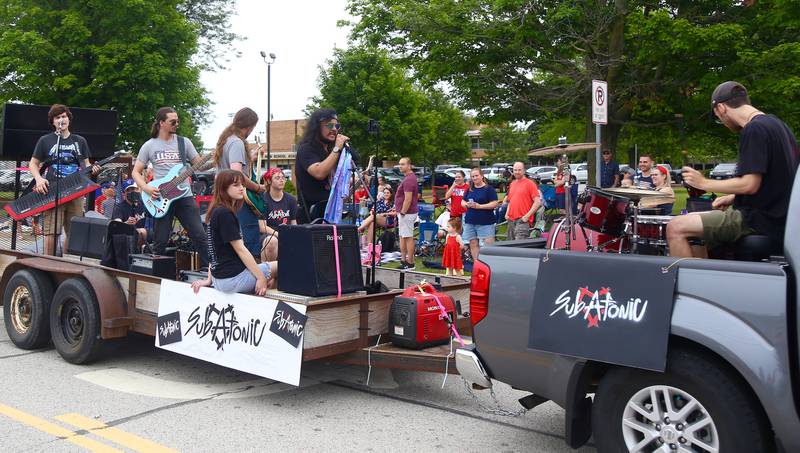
left=56, top=413, right=179, bottom=453
left=0, top=403, right=122, bottom=453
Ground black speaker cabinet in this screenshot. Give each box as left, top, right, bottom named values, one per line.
left=67, top=216, right=111, bottom=259
left=278, top=224, right=363, bottom=297
left=129, top=254, right=176, bottom=279
left=0, top=103, right=118, bottom=161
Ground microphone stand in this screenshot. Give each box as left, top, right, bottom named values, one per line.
left=52, top=124, right=63, bottom=256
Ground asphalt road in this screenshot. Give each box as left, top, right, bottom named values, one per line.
left=0, top=311, right=596, bottom=453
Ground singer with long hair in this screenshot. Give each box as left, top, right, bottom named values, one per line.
left=294, top=108, right=349, bottom=223
left=29, top=104, right=101, bottom=256
left=191, top=170, right=277, bottom=295
left=214, top=107, right=267, bottom=257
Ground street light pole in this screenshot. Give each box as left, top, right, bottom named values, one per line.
left=260, top=51, right=276, bottom=168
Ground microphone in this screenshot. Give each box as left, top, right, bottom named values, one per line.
left=344, top=142, right=360, bottom=162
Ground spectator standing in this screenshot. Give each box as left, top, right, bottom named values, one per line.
left=600, top=149, right=620, bottom=188
left=503, top=162, right=542, bottom=240
left=445, top=170, right=470, bottom=219
left=394, top=157, right=419, bottom=269
left=461, top=167, right=499, bottom=261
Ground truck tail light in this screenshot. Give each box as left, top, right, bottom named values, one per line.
left=470, top=259, right=491, bottom=325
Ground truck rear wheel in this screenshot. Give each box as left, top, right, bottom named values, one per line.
left=592, top=349, right=772, bottom=453
left=49, top=278, right=103, bottom=364
left=2, top=269, right=54, bottom=349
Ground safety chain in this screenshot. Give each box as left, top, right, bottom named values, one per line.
left=461, top=378, right=528, bottom=417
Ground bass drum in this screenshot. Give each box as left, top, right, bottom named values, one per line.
left=547, top=218, right=627, bottom=253
left=579, top=187, right=630, bottom=236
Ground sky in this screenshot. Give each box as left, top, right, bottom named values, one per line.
left=198, top=0, right=353, bottom=146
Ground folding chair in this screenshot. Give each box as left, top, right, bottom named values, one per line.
left=416, top=221, right=440, bottom=258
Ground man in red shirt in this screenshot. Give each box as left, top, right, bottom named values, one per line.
left=503, top=162, right=542, bottom=240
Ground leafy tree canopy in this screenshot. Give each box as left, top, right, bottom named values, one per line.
left=0, top=0, right=239, bottom=150
left=309, top=46, right=469, bottom=168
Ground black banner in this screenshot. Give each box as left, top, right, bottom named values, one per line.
left=157, top=311, right=182, bottom=346
left=527, top=253, right=677, bottom=371
left=269, top=301, right=308, bottom=348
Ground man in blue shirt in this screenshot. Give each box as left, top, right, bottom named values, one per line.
left=600, top=149, right=620, bottom=188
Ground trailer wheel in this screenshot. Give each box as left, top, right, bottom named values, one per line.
left=592, top=349, right=772, bottom=453
left=2, top=269, right=54, bottom=349
left=49, top=278, right=103, bottom=364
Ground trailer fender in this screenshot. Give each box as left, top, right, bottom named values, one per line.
left=0, top=258, right=129, bottom=339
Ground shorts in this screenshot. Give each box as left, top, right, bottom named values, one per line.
left=698, top=209, right=754, bottom=250
left=463, top=223, right=495, bottom=242
left=213, top=262, right=272, bottom=294
left=41, top=197, right=85, bottom=235
left=398, top=213, right=417, bottom=238
left=506, top=218, right=530, bottom=241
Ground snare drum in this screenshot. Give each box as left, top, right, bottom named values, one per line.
left=579, top=187, right=630, bottom=236
left=634, top=215, right=672, bottom=246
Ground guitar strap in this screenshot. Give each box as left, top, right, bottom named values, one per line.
left=176, top=135, right=187, bottom=166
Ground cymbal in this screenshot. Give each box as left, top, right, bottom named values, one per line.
left=528, top=142, right=600, bottom=156
left=603, top=186, right=665, bottom=201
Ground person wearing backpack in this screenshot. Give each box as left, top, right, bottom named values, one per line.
left=131, top=107, right=208, bottom=266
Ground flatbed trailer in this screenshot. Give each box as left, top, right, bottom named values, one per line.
left=0, top=248, right=472, bottom=380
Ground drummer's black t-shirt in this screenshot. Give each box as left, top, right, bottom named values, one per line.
left=734, top=114, right=799, bottom=243
left=295, top=140, right=332, bottom=206
left=207, top=206, right=247, bottom=279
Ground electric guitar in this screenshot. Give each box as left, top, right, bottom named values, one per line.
left=142, top=152, right=214, bottom=218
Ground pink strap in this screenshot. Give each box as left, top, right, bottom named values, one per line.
left=418, top=285, right=465, bottom=347
left=332, top=224, right=342, bottom=298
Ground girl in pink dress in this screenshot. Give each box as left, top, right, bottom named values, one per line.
left=442, top=217, right=464, bottom=276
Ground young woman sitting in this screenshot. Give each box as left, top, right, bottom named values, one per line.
left=191, top=169, right=278, bottom=296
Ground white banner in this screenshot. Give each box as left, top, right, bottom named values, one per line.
left=155, top=280, right=307, bottom=386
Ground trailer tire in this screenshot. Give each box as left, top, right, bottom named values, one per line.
left=49, top=278, right=103, bottom=364
left=2, top=269, right=54, bottom=349
left=592, top=348, right=772, bottom=453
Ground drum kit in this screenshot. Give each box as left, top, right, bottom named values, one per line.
left=532, top=143, right=672, bottom=256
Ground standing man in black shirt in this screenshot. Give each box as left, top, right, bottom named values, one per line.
left=667, top=81, right=799, bottom=257
left=29, top=104, right=100, bottom=256
left=294, top=108, right=349, bottom=223
left=600, top=149, right=620, bottom=188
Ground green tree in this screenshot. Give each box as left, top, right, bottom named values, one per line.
left=346, top=0, right=800, bottom=180
left=0, top=0, right=237, bottom=150
left=479, top=123, right=530, bottom=164
left=309, top=46, right=469, bottom=168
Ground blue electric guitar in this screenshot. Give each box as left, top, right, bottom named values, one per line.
left=142, top=152, right=214, bottom=218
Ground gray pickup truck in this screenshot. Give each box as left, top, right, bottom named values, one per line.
left=457, top=172, right=800, bottom=452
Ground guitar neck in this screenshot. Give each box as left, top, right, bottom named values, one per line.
left=169, top=153, right=213, bottom=187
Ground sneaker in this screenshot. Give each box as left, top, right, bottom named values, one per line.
left=399, top=262, right=409, bottom=270
left=405, top=261, right=416, bottom=269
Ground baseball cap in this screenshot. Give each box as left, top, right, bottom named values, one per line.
left=711, top=81, right=748, bottom=114
left=122, top=179, right=137, bottom=191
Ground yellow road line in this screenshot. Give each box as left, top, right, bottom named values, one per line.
left=56, top=413, right=179, bottom=453
left=0, top=403, right=121, bottom=453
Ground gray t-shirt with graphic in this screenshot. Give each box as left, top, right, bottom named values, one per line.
left=218, top=134, right=249, bottom=176
left=137, top=135, right=198, bottom=191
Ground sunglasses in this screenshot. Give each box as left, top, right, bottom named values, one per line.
left=323, top=122, right=341, bottom=131
left=167, top=119, right=179, bottom=126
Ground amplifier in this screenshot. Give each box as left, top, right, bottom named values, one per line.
left=179, top=270, right=208, bottom=283
left=129, top=254, right=176, bottom=279
left=67, top=216, right=110, bottom=259
left=278, top=224, right=363, bottom=297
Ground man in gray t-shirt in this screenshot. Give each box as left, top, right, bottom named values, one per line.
left=131, top=107, right=207, bottom=266
left=136, top=134, right=199, bottom=192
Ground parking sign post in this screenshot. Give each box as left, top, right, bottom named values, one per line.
left=592, top=80, right=608, bottom=185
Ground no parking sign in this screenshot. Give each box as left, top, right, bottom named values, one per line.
left=592, top=80, right=608, bottom=125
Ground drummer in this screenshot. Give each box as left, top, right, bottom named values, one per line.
left=639, top=165, right=674, bottom=214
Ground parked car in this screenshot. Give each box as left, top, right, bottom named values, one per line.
left=378, top=167, right=404, bottom=189
left=526, top=166, right=557, bottom=182
left=710, top=162, right=737, bottom=180
left=435, top=164, right=458, bottom=172
left=282, top=168, right=292, bottom=181
left=482, top=166, right=508, bottom=191
left=569, top=163, right=588, bottom=183
left=444, top=167, right=471, bottom=178
left=430, top=171, right=455, bottom=187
